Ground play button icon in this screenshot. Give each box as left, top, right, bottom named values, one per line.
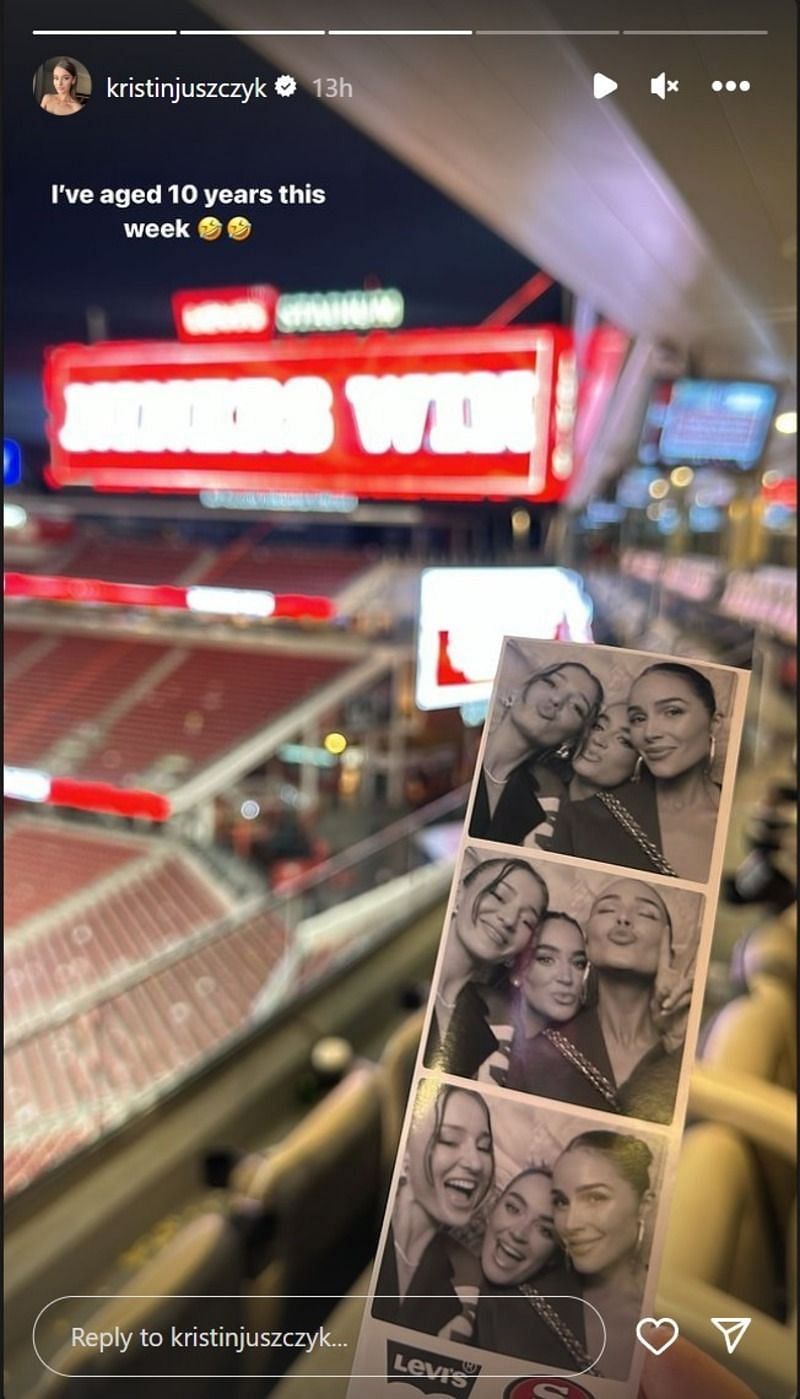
left=593, top=72, right=619, bottom=99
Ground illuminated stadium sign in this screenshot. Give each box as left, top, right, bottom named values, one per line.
left=44, top=328, right=576, bottom=500
left=172, top=285, right=279, bottom=342
left=171, top=285, right=404, bottom=342
left=415, top=566, right=594, bottom=710
left=3, top=572, right=335, bottom=621
left=275, top=287, right=404, bottom=333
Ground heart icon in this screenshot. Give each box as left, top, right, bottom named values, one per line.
left=635, top=1317, right=680, bottom=1355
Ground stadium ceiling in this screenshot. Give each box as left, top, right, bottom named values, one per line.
left=195, top=0, right=795, bottom=383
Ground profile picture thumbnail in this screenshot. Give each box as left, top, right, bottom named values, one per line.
left=34, top=56, right=92, bottom=116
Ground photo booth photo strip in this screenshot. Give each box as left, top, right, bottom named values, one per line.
left=346, top=639, right=748, bottom=1399
left=423, top=845, right=705, bottom=1125
left=469, top=638, right=742, bottom=884
left=367, top=1079, right=667, bottom=1386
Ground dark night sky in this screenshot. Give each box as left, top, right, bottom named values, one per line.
left=4, top=0, right=562, bottom=458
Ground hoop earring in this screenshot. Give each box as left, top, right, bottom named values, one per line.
left=632, top=756, right=644, bottom=783
left=707, top=735, right=717, bottom=773
left=556, top=743, right=573, bottom=761
left=635, top=1218, right=645, bottom=1256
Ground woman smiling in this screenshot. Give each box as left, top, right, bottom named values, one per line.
left=471, top=660, right=604, bottom=848
left=372, top=1085, right=493, bottom=1335
left=425, top=856, right=549, bottom=1080
left=552, top=1131, right=655, bottom=1379
left=474, top=1167, right=593, bottom=1370
left=551, top=662, right=725, bottom=881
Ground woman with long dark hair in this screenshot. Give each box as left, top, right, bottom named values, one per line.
left=551, top=662, right=723, bottom=881
left=507, top=878, right=692, bottom=1124
left=568, top=702, right=638, bottom=800
left=425, top=856, right=549, bottom=1080
left=552, top=1131, right=655, bottom=1379
left=491, top=912, right=589, bottom=1088
left=474, top=1166, right=594, bottom=1371
left=40, top=58, right=83, bottom=115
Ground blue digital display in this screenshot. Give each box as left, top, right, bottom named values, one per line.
left=640, top=379, right=777, bottom=468
left=3, top=439, right=22, bottom=487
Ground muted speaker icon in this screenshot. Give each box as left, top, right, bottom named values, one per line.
left=651, top=71, right=679, bottom=99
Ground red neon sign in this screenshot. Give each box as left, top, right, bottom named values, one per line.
left=4, top=572, right=336, bottom=621
left=171, top=284, right=279, bottom=342
left=44, top=327, right=575, bottom=501
left=49, top=778, right=171, bottom=821
left=3, top=765, right=171, bottom=821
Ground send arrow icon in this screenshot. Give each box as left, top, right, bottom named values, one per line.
left=711, top=1318, right=752, bottom=1354
left=593, top=72, right=619, bottom=99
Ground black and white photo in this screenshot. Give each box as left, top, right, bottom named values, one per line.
left=373, top=1082, right=664, bottom=1382
left=469, top=639, right=738, bottom=884
left=351, top=637, right=748, bottom=1399
left=425, top=848, right=704, bottom=1125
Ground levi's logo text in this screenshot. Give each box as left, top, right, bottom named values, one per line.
left=503, top=1380, right=596, bottom=1399
left=387, top=1340, right=481, bottom=1396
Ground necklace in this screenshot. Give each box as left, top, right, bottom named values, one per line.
left=394, top=1235, right=421, bottom=1267
left=436, top=989, right=458, bottom=1011
left=483, top=766, right=509, bottom=785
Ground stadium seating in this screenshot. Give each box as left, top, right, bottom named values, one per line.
left=197, top=545, right=372, bottom=596
left=657, top=1066, right=796, bottom=1399
left=28, top=1213, right=246, bottom=1398
left=232, top=1063, right=384, bottom=1334
left=270, top=1267, right=368, bottom=1398
left=49, top=537, right=206, bottom=586
left=10, top=535, right=372, bottom=597
left=378, top=1006, right=425, bottom=1188
left=4, top=628, right=53, bottom=671
left=4, top=628, right=357, bottom=791
left=80, top=647, right=351, bottom=785
left=5, top=635, right=171, bottom=769
left=4, top=892, right=291, bottom=1196
left=4, top=820, right=148, bottom=931
left=5, top=852, right=232, bottom=1030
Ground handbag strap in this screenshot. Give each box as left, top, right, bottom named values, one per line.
left=544, top=1029, right=622, bottom=1112
left=596, top=791, right=678, bottom=878
left=519, top=1283, right=600, bottom=1376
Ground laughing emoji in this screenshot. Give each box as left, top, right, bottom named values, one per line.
left=197, top=216, right=223, bottom=241
left=227, top=217, right=252, bottom=241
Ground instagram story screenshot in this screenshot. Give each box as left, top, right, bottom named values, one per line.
left=2, top=2, right=797, bottom=1398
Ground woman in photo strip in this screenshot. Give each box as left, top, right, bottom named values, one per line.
left=550, top=661, right=726, bottom=883
left=469, top=657, right=604, bottom=847
left=374, top=1085, right=659, bottom=1382
left=372, top=1084, right=492, bottom=1336
left=505, top=877, right=693, bottom=1124
left=473, top=1164, right=595, bottom=1373
left=427, top=853, right=697, bottom=1125
left=470, top=640, right=732, bottom=885
left=551, top=1129, right=656, bottom=1380
left=426, top=855, right=550, bottom=1081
